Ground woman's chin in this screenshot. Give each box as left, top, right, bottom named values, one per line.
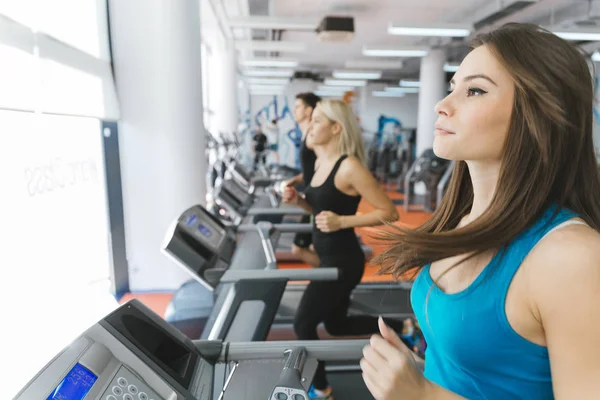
left=432, top=143, right=458, bottom=160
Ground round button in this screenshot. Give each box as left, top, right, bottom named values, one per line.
left=275, top=393, right=288, bottom=400
left=138, top=393, right=148, bottom=400
left=128, top=385, right=139, bottom=394
left=293, top=394, right=305, bottom=400
left=106, top=396, right=117, bottom=400
left=118, top=377, right=128, bottom=387
left=123, top=394, right=134, bottom=400
left=112, top=386, right=123, bottom=396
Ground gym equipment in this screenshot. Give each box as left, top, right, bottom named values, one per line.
left=17, top=298, right=369, bottom=400
left=162, top=204, right=334, bottom=339
left=403, top=148, right=453, bottom=212
left=213, top=174, right=374, bottom=261
left=161, top=204, right=413, bottom=342
left=365, top=125, right=416, bottom=187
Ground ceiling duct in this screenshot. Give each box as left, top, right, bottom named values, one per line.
left=293, top=71, right=322, bottom=81
left=473, top=0, right=538, bottom=30
left=316, top=16, right=355, bottom=42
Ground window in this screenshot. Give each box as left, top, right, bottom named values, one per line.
left=0, top=3, right=118, bottom=397
left=0, top=44, right=37, bottom=111
left=0, top=0, right=110, bottom=59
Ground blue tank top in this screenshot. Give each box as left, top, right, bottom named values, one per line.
left=411, top=205, right=578, bottom=400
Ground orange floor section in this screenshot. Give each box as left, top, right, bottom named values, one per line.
left=120, top=188, right=432, bottom=317
left=119, top=293, right=174, bottom=317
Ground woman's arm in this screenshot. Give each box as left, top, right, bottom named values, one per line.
left=296, top=194, right=313, bottom=214
left=281, top=185, right=313, bottom=214
left=338, top=156, right=398, bottom=228
left=527, top=224, right=600, bottom=399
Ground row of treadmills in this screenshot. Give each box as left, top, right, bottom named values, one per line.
left=17, top=161, right=414, bottom=400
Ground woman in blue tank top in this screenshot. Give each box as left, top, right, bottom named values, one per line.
left=360, top=23, right=600, bottom=400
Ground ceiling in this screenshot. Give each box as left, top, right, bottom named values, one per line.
left=227, top=0, right=600, bottom=82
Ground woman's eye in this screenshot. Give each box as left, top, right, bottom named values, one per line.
left=466, top=87, right=487, bottom=96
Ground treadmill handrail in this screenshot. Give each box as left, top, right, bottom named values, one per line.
left=194, top=339, right=370, bottom=362
left=403, top=158, right=419, bottom=212
left=238, top=223, right=313, bottom=234
left=237, top=222, right=311, bottom=269
left=247, top=207, right=308, bottom=216
left=220, top=268, right=338, bottom=283
left=436, top=160, right=455, bottom=209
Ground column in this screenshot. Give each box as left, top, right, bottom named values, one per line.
left=416, top=48, right=447, bottom=157
left=109, top=0, right=206, bottom=291
left=213, top=43, right=239, bottom=136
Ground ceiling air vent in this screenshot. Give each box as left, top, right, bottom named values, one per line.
left=316, top=16, right=355, bottom=42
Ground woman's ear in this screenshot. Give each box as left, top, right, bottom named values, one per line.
left=332, top=121, right=342, bottom=136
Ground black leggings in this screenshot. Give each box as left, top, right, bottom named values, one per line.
left=293, top=264, right=405, bottom=390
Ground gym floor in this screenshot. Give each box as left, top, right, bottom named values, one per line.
left=119, top=186, right=431, bottom=316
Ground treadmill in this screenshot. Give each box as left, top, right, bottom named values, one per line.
left=161, top=203, right=413, bottom=342
left=17, top=298, right=372, bottom=400
left=213, top=175, right=374, bottom=262
left=162, top=203, right=336, bottom=340
left=210, top=177, right=413, bottom=324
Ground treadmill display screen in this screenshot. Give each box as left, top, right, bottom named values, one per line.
left=186, top=214, right=198, bottom=227
left=46, top=363, right=97, bottom=400
left=197, top=223, right=212, bottom=237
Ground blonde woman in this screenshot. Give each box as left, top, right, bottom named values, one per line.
left=282, top=99, right=401, bottom=399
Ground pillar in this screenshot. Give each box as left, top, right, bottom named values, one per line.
left=109, top=0, right=206, bottom=291
left=416, top=48, right=447, bottom=157
left=213, top=43, right=239, bottom=136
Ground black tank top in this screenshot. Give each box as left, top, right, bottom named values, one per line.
left=304, top=155, right=363, bottom=264
left=300, top=136, right=316, bottom=186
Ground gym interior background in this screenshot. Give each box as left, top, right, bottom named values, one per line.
left=4, top=0, right=600, bottom=397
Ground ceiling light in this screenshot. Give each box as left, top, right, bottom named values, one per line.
left=388, top=22, right=471, bottom=37
left=592, top=51, right=600, bottom=62
left=250, top=89, right=285, bottom=96
left=399, top=80, right=420, bottom=87
left=363, top=45, right=428, bottom=57
left=332, top=70, right=382, bottom=80
left=235, top=40, right=307, bottom=53
left=249, top=84, right=286, bottom=91
left=318, top=85, right=355, bottom=92
left=345, top=60, right=404, bottom=69
left=228, top=16, right=318, bottom=30
left=385, top=87, right=419, bottom=93
left=242, top=59, right=299, bottom=68
left=372, top=91, right=406, bottom=98
left=315, top=90, right=346, bottom=97
left=324, top=79, right=367, bottom=87
left=552, top=29, right=600, bottom=41
left=246, top=78, right=290, bottom=85
left=243, top=69, right=295, bottom=77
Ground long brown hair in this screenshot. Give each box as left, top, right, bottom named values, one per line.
left=375, top=23, right=600, bottom=279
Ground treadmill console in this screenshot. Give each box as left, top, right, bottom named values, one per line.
left=16, top=300, right=215, bottom=400
left=215, top=179, right=252, bottom=221
left=163, top=205, right=236, bottom=290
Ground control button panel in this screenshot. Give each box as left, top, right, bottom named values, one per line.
left=100, top=366, right=163, bottom=400
left=270, top=387, right=307, bottom=400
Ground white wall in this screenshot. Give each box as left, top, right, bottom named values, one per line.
left=247, top=83, right=419, bottom=168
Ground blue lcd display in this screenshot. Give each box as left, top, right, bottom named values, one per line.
left=197, top=223, right=212, bottom=237
left=186, top=214, right=198, bottom=227
left=46, top=363, right=97, bottom=400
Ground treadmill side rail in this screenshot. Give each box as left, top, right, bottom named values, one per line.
left=220, top=268, right=338, bottom=283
